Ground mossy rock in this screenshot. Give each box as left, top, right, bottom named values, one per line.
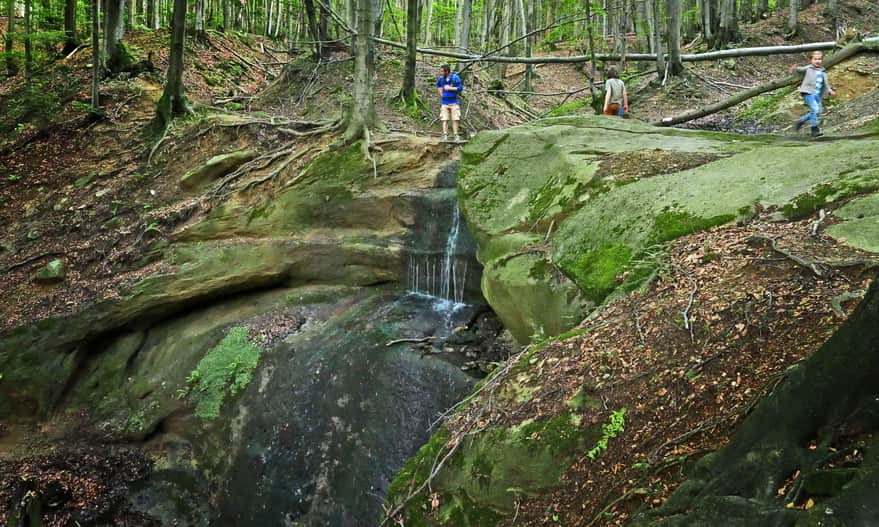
left=34, top=259, right=66, bottom=284
left=826, top=191, right=879, bottom=253
left=458, top=116, right=879, bottom=342
left=387, top=414, right=603, bottom=525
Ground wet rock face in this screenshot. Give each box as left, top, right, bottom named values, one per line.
left=0, top=136, right=504, bottom=526
left=216, top=293, right=479, bottom=526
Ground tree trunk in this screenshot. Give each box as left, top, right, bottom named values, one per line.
left=523, top=0, right=533, bottom=91
left=643, top=280, right=879, bottom=524
left=826, top=0, right=838, bottom=28
left=740, top=0, right=752, bottom=23
left=195, top=0, right=205, bottom=34
left=716, top=0, right=737, bottom=46
left=701, top=0, right=713, bottom=45
left=6, top=0, right=18, bottom=76
left=344, top=0, right=377, bottom=142
left=495, top=0, right=509, bottom=78
left=667, top=0, right=683, bottom=75
left=156, top=0, right=188, bottom=127
left=91, top=0, right=100, bottom=110
left=318, top=2, right=329, bottom=48
left=787, top=0, right=797, bottom=35
left=758, top=0, right=768, bottom=18
left=613, top=0, right=628, bottom=67
left=423, top=0, right=432, bottom=45
left=479, top=0, right=490, bottom=50
left=23, top=0, right=30, bottom=81
left=401, top=0, right=417, bottom=102
left=651, top=0, right=665, bottom=76
left=62, top=0, right=78, bottom=54
left=222, top=0, right=230, bottom=29
left=128, top=0, right=135, bottom=28
left=303, top=0, right=321, bottom=57
left=104, top=0, right=127, bottom=72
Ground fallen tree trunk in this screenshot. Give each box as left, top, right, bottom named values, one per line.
left=651, top=39, right=879, bottom=127
left=374, top=36, right=879, bottom=65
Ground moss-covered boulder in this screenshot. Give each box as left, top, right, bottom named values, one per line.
left=458, top=115, right=879, bottom=341
left=33, top=258, right=66, bottom=284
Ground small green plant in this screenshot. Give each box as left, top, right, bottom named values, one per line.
left=143, top=222, right=162, bottom=236
left=183, top=326, right=263, bottom=420
left=587, top=408, right=627, bottom=460
left=71, top=101, right=92, bottom=113
left=6, top=174, right=20, bottom=182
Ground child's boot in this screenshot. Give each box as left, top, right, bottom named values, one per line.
left=811, top=126, right=823, bottom=137
left=795, top=119, right=805, bottom=131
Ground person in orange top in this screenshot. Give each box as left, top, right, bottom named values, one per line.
left=603, top=66, right=628, bottom=117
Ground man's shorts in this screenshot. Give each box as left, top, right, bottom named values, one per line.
left=440, top=104, right=461, bottom=121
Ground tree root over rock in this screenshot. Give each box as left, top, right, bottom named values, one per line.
left=634, top=281, right=879, bottom=526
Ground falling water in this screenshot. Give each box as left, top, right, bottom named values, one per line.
left=408, top=205, right=469, bottom=309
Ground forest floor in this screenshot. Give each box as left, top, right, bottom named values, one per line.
left=1, top=1, right=879, bottom=525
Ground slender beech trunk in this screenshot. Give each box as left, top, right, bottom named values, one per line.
left=222, top=0, right=230, bottom=29
left=584, top=0, right=597, bottom=102
left=128, top=0, right=135, bottom=28
left=157, top=0, right=188, bottom=126
left=495, top=0, right=509, bottom=78
left=7, top=0, right=18, bottom=76
left=373, top=0, right=383, bottom=38
left=24, top=0, right=31, bottom=81
left=717, top=0, right=737, bottom=46
left=401, top=0, right=417, bottom=102
left=195, top=0, right=205, bottom=33
left=652, top=0, right=665, bottom=77
left=303, top=0, right=321, bottom=57
left=667, top=0, right=684, bottom=75
left=423, top=0, right=432, bottom=45
left=63, top=0, right=78, bottom=54
left=523, top=0, right=533, bottom=91
left=91, top=0, right=100, bottom=109
left=344, top=0, right=377, bottom=142
left=741, top=0, right=752, bottom=23
left=104, top=0, right=126, bottom=72
left=787, top=0, right=797, bottom=35
left=479, top=0, right=490, bottom=50
left=758, top=0, right=768, bottom=18
left=701, top=0, right=713, bottom=45
left=826, top=0, right=838, bottom=28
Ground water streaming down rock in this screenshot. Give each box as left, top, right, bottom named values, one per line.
left=407, top=205, right=469, bottom=307
left=404, top=161, right=481, bottom=312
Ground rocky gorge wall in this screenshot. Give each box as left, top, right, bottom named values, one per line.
left=386, top=115, right=879, bottom=525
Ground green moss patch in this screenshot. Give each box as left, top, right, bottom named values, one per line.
left=183, top=326, right=263, bottom=420
left=650, top=210, right=735, bottom=245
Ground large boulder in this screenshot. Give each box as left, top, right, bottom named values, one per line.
left=458, top=115, right=879, bottom=341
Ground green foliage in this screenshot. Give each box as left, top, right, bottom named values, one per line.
left=181, top=326, right=263, bottom=420
left=649, top=210, right=735, bottom=245
left=587, top=408, right=627, bottom=460
left=547, top=97, right=592, bottom=117
left=4, top=81, right=63, bottom=130
left=737, top=87, right=793, bottom=123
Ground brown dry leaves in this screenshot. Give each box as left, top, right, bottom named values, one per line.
left=449, top=213, right=875, bottom=526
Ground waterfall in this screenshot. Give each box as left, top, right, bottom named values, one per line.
left=408, top=205, right=469, bottom=310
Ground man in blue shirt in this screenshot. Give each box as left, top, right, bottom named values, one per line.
left=436, top=64, right=463, bottom=142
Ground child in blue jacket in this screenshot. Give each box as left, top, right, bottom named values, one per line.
left=792, top=51, right=836, bottom=137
